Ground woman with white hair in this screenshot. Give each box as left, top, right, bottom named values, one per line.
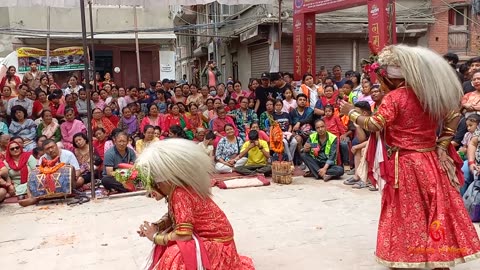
left=136, top=139, right=255, bottom=270
left=340, top=44, right=480, bottom=268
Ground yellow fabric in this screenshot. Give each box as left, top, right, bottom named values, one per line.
left=241, top=140, right=270, bottom=166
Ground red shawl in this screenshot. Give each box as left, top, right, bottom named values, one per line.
left=5, top=141, right=32, bottom=184
left=92, top=117, right=116, bottom=137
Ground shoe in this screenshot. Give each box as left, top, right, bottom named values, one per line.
left=299, top=163, right=307, bottom=170
left=323, top=175, right=333, bottom=182
left=347, top=169, right=355, bottom=175
left=352, top=180, right=367, bottom=189
left=343, top=177, right=359, bottom=185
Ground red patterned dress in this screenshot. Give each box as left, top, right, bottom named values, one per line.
left=368, top=87, right=480, bottom=268
left=151, top=187, right=255, bottom=270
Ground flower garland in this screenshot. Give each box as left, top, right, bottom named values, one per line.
left=361, top=43, right=388, bottom=78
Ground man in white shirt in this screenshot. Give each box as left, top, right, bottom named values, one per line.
left=19, top=139, right=84, bottom=207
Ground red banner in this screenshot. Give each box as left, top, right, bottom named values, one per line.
left=367, top=0, right=396, bottom=54
left=293, top=13, right=316, bottom=80
left=294, top=0, right=365, bottom=14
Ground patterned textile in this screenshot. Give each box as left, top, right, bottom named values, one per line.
left=370, top=87, right=480, bottom=268
left=215, top=137, right=244, bottom=161
left=152, top=187, right=255, bottom=270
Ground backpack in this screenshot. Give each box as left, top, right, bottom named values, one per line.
left=463, top=179, right=480, bottom=222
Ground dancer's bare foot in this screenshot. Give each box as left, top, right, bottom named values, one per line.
left=18, top=197, right=39, bottom=207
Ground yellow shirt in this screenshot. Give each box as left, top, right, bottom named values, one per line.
left=135, top=137, right=159, bottom=154
left=241, top=140, right=270, bottom=166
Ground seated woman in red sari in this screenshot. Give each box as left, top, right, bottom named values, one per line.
left=135, top=139, right=255, bottom=270
left=340, top=45, right=480, bottom=269
left=103, top=106, right=119, bottom=127
left=186, top=102, right=208, bottom=130
left=92, top=107, right=116, bottom=137
left=212, top=107, right=238, bottom=148
left=162, top=103, right=194, bottom=140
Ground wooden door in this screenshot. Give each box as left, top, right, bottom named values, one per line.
left=120, top=51, right=155, bottom=88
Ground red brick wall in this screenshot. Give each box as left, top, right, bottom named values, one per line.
left=428, top=0, right=478, bottom=57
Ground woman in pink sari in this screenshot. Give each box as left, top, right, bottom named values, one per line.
left=60, top=107, right=86, bottom=151
left=140, top=103, right=164, bottom=134
left=212, top=107, right=238, bottom=148
left=136, top=139, right=255, bottom=270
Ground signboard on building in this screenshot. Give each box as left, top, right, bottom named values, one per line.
left=16, top=47, right=85, bottom=73
left=294, top=0, right=365, bottom=14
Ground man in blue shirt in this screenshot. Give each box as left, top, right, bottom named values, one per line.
left=101, top=132, right=137, bottom=193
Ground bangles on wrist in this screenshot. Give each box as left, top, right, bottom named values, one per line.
left=348, top=110, right=361, bottom=124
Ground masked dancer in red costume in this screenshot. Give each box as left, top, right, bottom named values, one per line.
left=136, top=138, right=255, bottom=270
left=340, top=44, right=480, bottom=269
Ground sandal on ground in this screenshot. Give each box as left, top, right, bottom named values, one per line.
left=343, top=177, right=359, bottom=185
left=368, top=185, right=379, bottom=191
left=352, top=180, right=367, bottom=189
left=303, top=171, right=313, bottom=177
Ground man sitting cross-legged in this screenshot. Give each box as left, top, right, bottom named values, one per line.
left=234, top=130, right=272, bottom=176
left=19, top=139, right=84, bottom=207
left=301, top=119, right=344, bottom=181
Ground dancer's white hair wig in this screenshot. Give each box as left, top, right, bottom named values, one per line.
left=135, top=139, right=213, bottom=198
left=378, top=44, right=463, bottom=120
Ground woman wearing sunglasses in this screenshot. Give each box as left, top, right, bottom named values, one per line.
left=2, top=141, right=36, bottom=198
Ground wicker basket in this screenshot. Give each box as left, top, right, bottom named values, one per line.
left=272, top=161, right=295, bottom=185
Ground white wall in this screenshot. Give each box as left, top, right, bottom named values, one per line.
left=159, top=50, right=176, bottom=80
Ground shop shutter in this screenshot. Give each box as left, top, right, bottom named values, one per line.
left=250, top=44, right=270, bottom=79
left=316, top=39, right=353, bottom=73
left=358, top=41, right=371, bottom=65
left=280, top=40, right=294, bottom=74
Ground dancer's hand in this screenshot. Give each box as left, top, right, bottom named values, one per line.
left=436, top=147, right=449, bottom=172
left=138, top=221, right=158, bottom=239
left=339, top=100, right=354, bottom=116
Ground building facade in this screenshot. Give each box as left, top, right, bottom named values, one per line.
left=428, top=0, right=480, bottom=61
left=173, top=0, right=478, bottom=86
left=0, top=5, right=176, bottom=87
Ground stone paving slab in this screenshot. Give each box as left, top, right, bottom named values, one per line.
left=1, top=177, right=480, bottom=270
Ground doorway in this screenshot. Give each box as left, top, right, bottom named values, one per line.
left=94, top=50, right=113, bottom=80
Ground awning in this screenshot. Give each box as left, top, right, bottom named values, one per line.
left=0, top=0, right=273, bottom=7
left=15, top=33, right=176, bottom=40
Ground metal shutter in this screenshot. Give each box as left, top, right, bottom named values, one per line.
left=358, top=41, right=371, bottom=65
left=280, top=40, right=294, bottom=74
left=316, top=39, right=353, bottom=72
left=250, top=44, right=270, bottom=79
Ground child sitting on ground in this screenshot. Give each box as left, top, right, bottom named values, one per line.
left=460, top=114, right=480, bottom=195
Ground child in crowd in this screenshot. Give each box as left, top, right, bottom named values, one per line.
left=248, top=98, right=256, bottom=110
left=459, top=114, right=480, bottom=162
left=282, top=88, right=297, bottom=113
left=320, top=85, right=338, bottom=108
left=357, top=81, right=374, bottom=105
left=322, top=105, right=346, bottom=138
left=199, top=130, right=216, bottom=162
left=463, top=114, right=480, bottom=195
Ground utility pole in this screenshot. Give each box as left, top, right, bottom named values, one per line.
left=277, top=0, right=282, bottom=71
